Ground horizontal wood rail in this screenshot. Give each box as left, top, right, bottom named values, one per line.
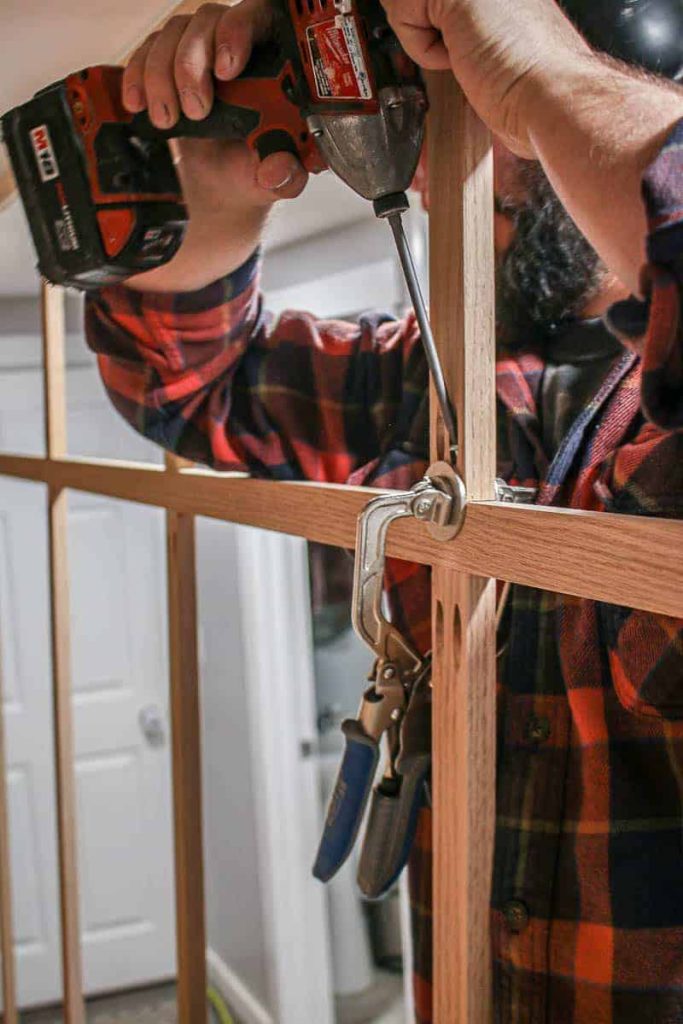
left=0, top=452, right=680, bottom=617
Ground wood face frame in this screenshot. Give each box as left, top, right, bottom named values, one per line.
left=0, top=79, right=680, bottom=1024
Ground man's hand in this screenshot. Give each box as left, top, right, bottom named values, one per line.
left=382, top=0, right=683, bottom=293
left=381, top=0, right=591, bottom=156
left=123, top=0, right=308, bottom=293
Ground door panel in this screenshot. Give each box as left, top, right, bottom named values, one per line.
left=7, top=765, right=47, bottom=954
left=0, top=479, right=61, bottom=1005
left=0, top=363, right=175, bottom=1007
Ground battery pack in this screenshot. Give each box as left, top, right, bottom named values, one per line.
left=1, top=67, right=187, bottom=289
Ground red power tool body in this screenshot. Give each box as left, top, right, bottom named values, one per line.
left=1, top=0, right=426, bottom=288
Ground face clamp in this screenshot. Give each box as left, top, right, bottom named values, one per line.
left=352, top=460, right=465, bottom=728
left=312, top=463, right=466, bottom=896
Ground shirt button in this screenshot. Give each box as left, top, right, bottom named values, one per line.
left=526, top=714, right=551, bottom=744
left=503, top=899, right=529, bottom=933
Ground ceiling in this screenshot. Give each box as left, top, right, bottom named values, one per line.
left=0, top=0, right=371, bottom=296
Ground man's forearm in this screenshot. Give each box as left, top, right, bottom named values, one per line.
left=524, top=57, right=683, bottom=294
left=125, top=205, right=268, bottom=294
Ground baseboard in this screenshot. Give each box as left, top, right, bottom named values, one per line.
left=206, top=948, right=274, bottom=1024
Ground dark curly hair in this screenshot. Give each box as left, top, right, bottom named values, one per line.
left=496, top=161, right=606, bottom=348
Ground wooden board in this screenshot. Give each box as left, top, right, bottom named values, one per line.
left=0, top=455, right=680, bottom=617
left=41, top=283, right=86, bottom=1024
left=165, top=457, right=206, bottom=1022
left=428, top=75, right=497, bottom=1024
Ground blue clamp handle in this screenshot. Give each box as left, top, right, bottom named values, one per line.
left=313, top=719, right=379, bottom=883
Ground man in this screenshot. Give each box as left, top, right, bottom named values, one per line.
left=85, top=0, right=683, bottom=1019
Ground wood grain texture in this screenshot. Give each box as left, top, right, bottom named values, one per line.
left=41, top=285, right=67, bottom=455
left=41, top=283, right=86, bottom=1024
left=0, top=455, right=680, bottom=615
left=432, top=569, right=496, bottom=1023
left=428, top=74, right=497, bottom=1023
left=165, top=452, right=206, bottom=1023
left=427, top=77, right=496, bottom=497
left=0, top=641, right=17, bottom=1024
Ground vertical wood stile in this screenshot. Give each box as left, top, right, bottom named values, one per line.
left=427, top=76, right=497, bottom=1023
left=165, top=454, right=207, bottom=1023
left=0, top=643, right=17, bottom=1024
left=41, top=281, right=86, bottom=1024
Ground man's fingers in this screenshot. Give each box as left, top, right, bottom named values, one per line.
left=255, top=151, right=308, bottom=200
left=123, top=0, right=276, bottom=125
left=383, top=9, right=450, bottom=70
left=122, top=35, right=158, bottom=112
left=144, top=16, right=192, bottom=128
left=175, top=5, right=225, bottom=119
left=214, top=0, right=274, bottom=80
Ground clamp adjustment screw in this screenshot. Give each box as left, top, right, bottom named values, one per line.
left=415, top=497, right=433, bottom=517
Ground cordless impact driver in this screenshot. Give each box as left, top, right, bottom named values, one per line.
left=1, top=0, right=456, bottom=449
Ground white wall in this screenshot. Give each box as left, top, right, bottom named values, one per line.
left=262, top=207, right=427, bottom=319
left=196, top=520, right=272, bottom=1016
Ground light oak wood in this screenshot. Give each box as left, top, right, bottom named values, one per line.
left=41, top=285, right=68, bottom=455
left=428, top=76, right=497, bottom=1023
left=0, top=454, right=680, bottom=616
left=165, top=456, right=207, bottom=1023
left=432, top=568, right=496, bottom=1023
left=41, top=283, right=86, bottom=1024
left=0, top=641, right=17, bottom=1024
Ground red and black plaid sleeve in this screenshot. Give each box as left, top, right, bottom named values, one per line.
left=595, top=419, right=683, bottom=718
left=598, top=119, right=683, bottom=717
left=608, top=117, right=683, bottom=430
left=84, top=251, right=429, bottom=486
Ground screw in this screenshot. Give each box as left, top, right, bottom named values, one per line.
left=382, top=664, right=396, bottom=681
left=390, top=708, right=402, bottom=723
left=415, top=498, right=432, bottom=517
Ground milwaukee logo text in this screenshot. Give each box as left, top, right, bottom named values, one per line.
left=30, top=124, right=59, bottom=182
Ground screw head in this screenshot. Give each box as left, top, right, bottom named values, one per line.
left=382, top=664, right=396, bottom=681
left=415, top=498, right=432, bottom=517
left=390, top=708, right=402, bottom=722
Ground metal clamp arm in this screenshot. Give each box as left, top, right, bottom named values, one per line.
left=352, top=486, right=425, bottom=678
left=352, top=464, right=466, bottom=682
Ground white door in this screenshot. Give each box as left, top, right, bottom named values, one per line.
left=0, top=357, right=175, bottom=1007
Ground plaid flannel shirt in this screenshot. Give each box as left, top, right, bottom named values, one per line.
left=85, top=121, right=683, bottom=1023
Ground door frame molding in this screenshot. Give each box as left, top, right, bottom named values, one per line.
left=236, top=526, right=335, bottom=1024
